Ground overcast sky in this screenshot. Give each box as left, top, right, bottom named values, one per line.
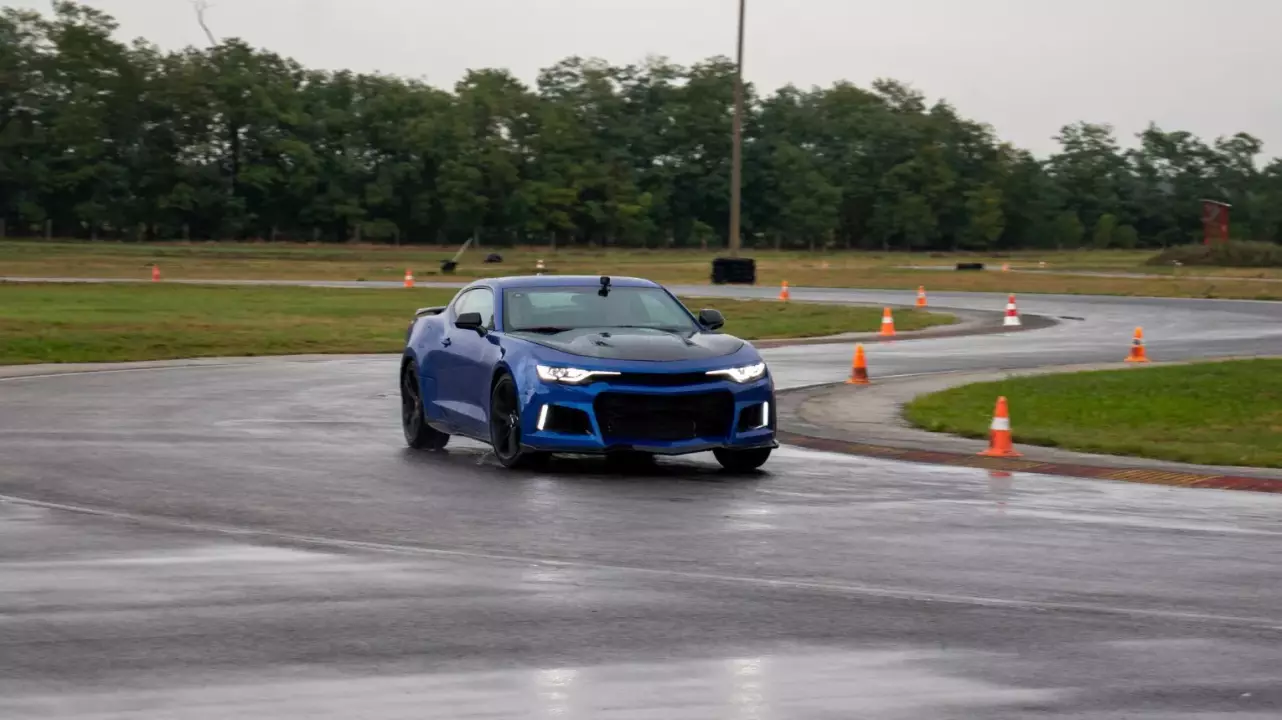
left=16, top=0, right=1282, bottom=158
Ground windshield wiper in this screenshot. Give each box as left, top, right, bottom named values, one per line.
left=514, top=326, right=573, bottom=334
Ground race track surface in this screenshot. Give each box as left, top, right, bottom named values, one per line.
left=3, top=286, right=1282, bottom=719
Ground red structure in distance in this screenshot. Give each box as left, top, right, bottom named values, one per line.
left=1201, top=199, right=1231, bottom=245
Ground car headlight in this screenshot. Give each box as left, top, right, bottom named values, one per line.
left=706, top=361, right=767, bottom=383
left=536, top=365, right=621, bottom=385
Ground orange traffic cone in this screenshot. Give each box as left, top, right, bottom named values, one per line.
left=779, top=281, right=790, bottom=301
left=1003, top=294, right=1021, bottom=327
left=916, top=286, right=928, bottom=308
left=151, top=265, right=160, bottom=282
left=846, top=344, right=870, bottom=385
left=1126, top=327, right=1149, bottom=363
left=1002, top=262, right=1010, bottom=272
left=879, top=307, right=896, bottom=337
left=404, top=269, right=415, bottom=288
left=979, top=396, right=1022, bottom=458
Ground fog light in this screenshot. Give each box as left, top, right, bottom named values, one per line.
left=537, top=404, right=549, bottom=431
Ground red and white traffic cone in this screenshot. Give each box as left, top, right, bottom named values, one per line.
left=151, top=265, right=160, bottom=282
left=1125, top=327, right=1150, bottom=363
left=879, top=307, right=896, bottom=337
left=979, top=397, right=1022, bottom=458
left=404, top=269, right=415, bottom=288
left=1003, top=294, right=1021, bottom=327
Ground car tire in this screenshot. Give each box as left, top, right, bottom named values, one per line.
left=713, top=447, right=772, bottom=473
left=489, top=373, right=550, bottom=470
left=401, top=360, right=450, bottom=451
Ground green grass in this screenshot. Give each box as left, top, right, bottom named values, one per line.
left=1148, top=241, right=1282, bottom=269
left=5, top=240, right=1282, bottom=299
left=692, top=299, right=948, bottom=339
left=0, top=283, right=952, bottom=365
left=903, top=359, right=1282, bottom=468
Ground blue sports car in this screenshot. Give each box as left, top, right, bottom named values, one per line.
left=400, top=274, right=776, bottom=471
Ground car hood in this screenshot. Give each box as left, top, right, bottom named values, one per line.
left=509, top=327, right=745, bottom=362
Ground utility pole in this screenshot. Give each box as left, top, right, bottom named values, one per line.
left=191, top=0, right=219, bottom=46
left=728, top=0, right=746, bottom=257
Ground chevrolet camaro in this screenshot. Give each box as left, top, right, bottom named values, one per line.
left=399, top=275, right=776, bottom=471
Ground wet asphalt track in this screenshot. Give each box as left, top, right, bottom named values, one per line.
left=4, top=285, right=1282, bottom=718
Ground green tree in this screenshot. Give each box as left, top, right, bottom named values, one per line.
left=1113, top=224, right=1139, bottom=249
left=1046, top=122, right=1130, bottom=233
left=2, top=1, right=1278, bottom=252
left=768, top=142, right=840, bottom=250
left=1051, top=211, right=1085, bottom=250
left=961, top=184, right=1005, bottom=250
left=1092, top=213, right=1118, bottom=248
left=0, top=7, right=52, bottom=234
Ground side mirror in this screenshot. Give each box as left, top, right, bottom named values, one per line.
left=698, top=309, right=725, bottom=331
left=454, top=311, right=485, bottom=334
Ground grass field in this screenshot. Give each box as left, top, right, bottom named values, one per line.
left=4, top=240, right=1282, bottom=300
left=0, top=283, right=950, bottom=365
left=903, top=360, right=1282, bottom=468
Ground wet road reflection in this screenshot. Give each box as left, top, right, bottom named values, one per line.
left=3, top=289, right=1282, bottom=717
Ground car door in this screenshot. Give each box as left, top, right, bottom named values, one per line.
left=438, top=288, right=500, bottom=435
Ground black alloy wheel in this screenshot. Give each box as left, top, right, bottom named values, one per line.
left=401, top=360, right=449, bottom=450
left=489, top=374, right=549, bottom=470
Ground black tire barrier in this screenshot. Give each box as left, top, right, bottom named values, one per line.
left=711, top=257, right=757, bottom=285
left=955, top=262, right=985, bottom=271
left=440, top=260, right=458, bottom=274
left=484, top=253, right=503, bottom=264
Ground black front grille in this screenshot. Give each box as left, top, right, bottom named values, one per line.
left=599, top=372, right=715, bottom=387
left=594, top=391, right=734, bottom=443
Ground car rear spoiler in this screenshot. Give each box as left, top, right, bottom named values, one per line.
left=415, top=306, right=446, bottom=318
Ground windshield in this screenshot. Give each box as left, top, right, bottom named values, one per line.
left=503, top=286, right=698, bottom=333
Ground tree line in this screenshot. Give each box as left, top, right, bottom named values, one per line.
left=3, top=2, right=1281, bottom=251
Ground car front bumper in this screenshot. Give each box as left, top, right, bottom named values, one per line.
left=519, top=375, right=776, bottom=456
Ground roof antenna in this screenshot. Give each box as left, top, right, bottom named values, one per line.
left=598, top=275, right=611, bottom=297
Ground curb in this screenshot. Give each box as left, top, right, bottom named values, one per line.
left=749, top=307, right=1057, bottom=349
left=775, top=367, right=1282, bottom=495
left=777, top=429, right=1282, bottom=495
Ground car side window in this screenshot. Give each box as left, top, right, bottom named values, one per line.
left=454, top=289, right=495, bottom=329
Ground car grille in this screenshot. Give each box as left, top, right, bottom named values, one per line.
left=598, top=371, right=715, bottom=387
left=594, top=391, right=734, bottom=443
